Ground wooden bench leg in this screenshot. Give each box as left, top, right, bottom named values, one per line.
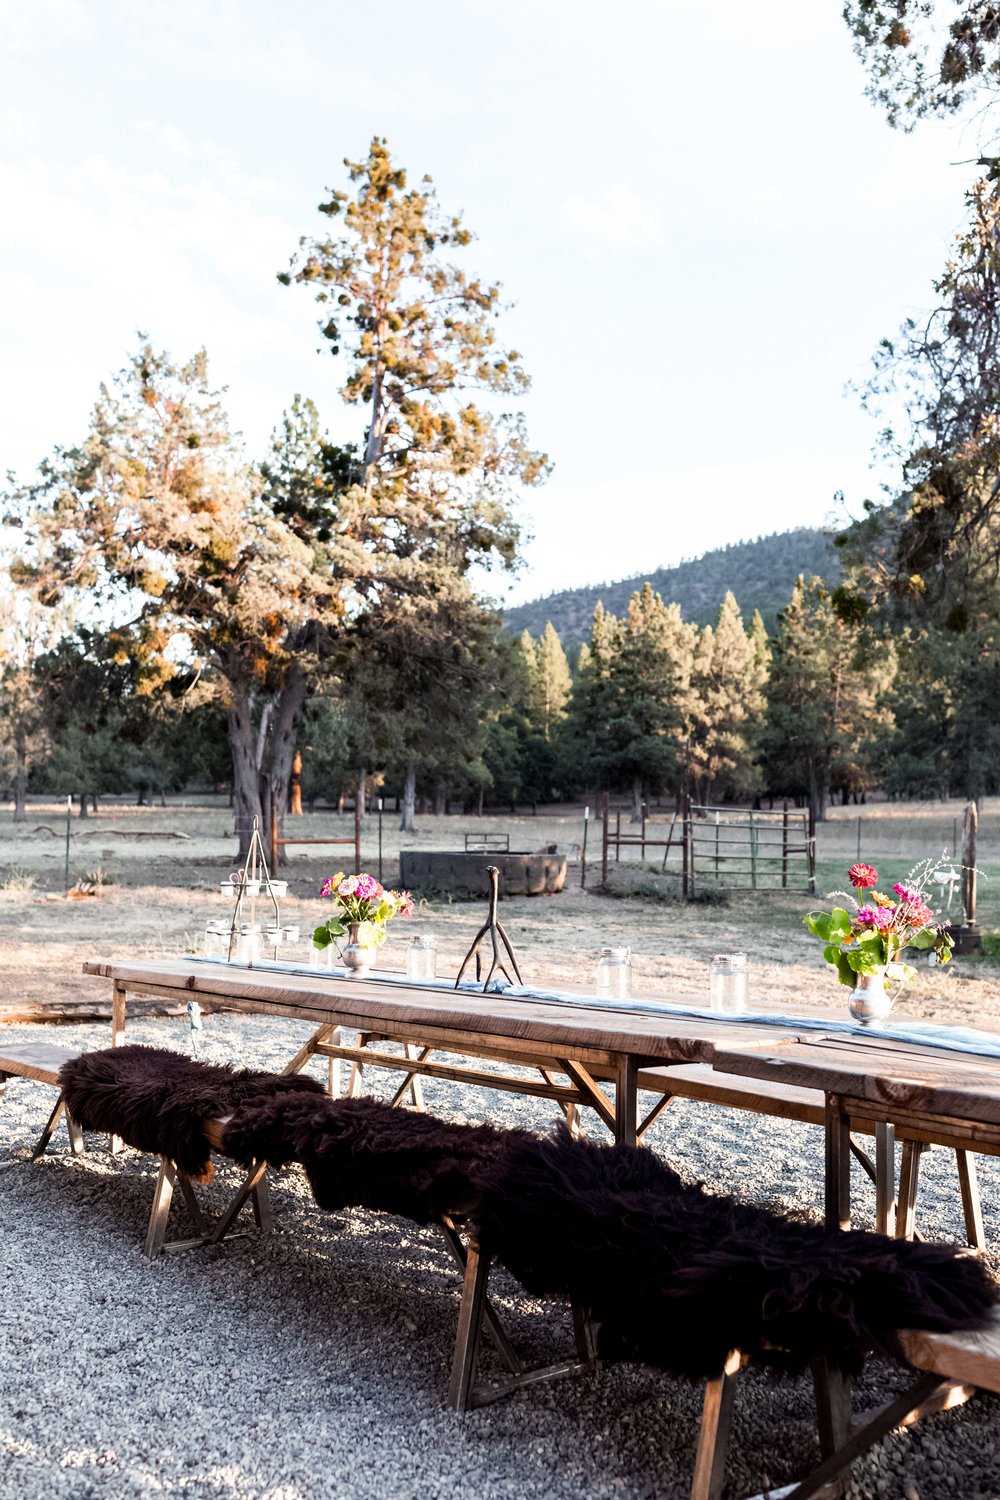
left=144, top=1157, right=178, bottom=1259
left=781, top=1370, right=945, bottom=1500
left=65, top=1109, right=85, bottom=1156
left=251, top=1171, right=273, bottom=1232
left=32, top=1094, right=68, bottom=1160
left=210, top=1159, right=270, bottom=1244
left=439, top=1218, right=522, bottom=1375
left=690, top=1350, right=741, bottom=1500
left=448, top=1236, right=492, bottom=1411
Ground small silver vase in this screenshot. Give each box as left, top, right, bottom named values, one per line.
left=342, top=922, right=373, bottom=975
left=848, top=969, right=892, bottom=1027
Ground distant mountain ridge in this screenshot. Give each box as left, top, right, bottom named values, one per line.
left=504, top=527, right=840, bottom=645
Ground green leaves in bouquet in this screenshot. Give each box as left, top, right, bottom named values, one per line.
left=845, top=937, right=886, bottom=976
left=803, top=908, right=852, bottom=943
left=906, top=928, right=937, bottom=950
left=823, top=944, right=857, bottom=987
left=312, top=917, right=346, bottom=950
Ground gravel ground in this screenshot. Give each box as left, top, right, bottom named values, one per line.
left=2, top=1013, right=1000, bottom=1500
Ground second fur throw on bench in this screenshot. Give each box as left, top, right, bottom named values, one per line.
left=223, top=1092, right=532, bottom=1223
left=476, top=1128, right=998, bottom=1379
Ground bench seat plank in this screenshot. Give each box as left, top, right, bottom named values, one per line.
left=900, top=1310, right=1000, bottom=1394
left=0, top=1042, right=83, bottom=1087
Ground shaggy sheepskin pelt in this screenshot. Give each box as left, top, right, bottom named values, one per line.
left=59, top=1045, right=325, bottom=1180
left=475, top=1128, right=998, bottom=1379
left=223, top=1092, right=533, bottom=1223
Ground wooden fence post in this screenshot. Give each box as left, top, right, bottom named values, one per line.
left=962, top=801, right=978, bottom=928
left=601, top=791, right=609, bottom=886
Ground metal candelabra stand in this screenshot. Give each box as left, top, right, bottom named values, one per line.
left=224, top=816, right=281, bottom=965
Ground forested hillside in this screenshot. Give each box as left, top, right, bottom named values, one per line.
left=505, top=528, right=839, bottom=644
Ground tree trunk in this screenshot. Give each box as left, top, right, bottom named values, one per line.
left=260, top=667, right=309, bottom=867
left=476, top=787, right=484, bottom=817
left=433, top=782, right=446, bottom=816
left=289, top=751, right=303, bottom=815
left=400, top=762, right=417, bottom=832
left=78, top=793, right=89, bottom=819
left=13, top=733, right=27, bottom=823
left=228, top=692, right=263, bottom=861
left=630, top=776, right=643, bottom=824
left=357, top=767, right=367, bottom=821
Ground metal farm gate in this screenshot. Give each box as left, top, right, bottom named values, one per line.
left=600, top=795, right=816, bottom=895
left=687, top=803, right=815, bottom=894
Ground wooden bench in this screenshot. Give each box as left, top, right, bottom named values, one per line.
left=0, top=1043, right=270, bottom=1258
left=634, top=1063, right=987, bottom=1249
left=0, top=1041, right=86, bottom=1159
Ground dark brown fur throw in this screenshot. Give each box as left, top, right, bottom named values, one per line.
left=223, top=1092, right=533, bottom=1223
left=475, top=1128, right=998, bottom=1379
left=60, top=1046, right=325, bottom=1180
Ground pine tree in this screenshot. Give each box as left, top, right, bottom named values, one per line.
left=762, top=577, right=895, bottom=822
left=683, top=593, right=767, bottom=802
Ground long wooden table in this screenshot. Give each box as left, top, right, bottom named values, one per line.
left=82, top=958, right=817, bottom=1146
left=712, top=1033, right=1000, bottom=1238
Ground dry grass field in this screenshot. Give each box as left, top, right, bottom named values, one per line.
left=1, top=795, right=997, bottom=1028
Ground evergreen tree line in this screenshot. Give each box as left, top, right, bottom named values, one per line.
left=5, top=567, right=996, bottom=826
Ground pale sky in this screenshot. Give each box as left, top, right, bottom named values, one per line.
left=0, top=0, right=980, bottom=605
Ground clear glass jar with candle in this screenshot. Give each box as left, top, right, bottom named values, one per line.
left=596, top=946, right=631, bottom=998
left=204, top=920, right=229, bottom=960
left=235, top=922, right=262, bottom=966
left=406, top=933, right=437, bottom=983
left=709, top=952, right=749, bottom=1013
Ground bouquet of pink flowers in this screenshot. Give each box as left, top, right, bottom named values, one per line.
left=804, top=861, right=953, bottom=988
left=313, top=871, right=415, bottom=952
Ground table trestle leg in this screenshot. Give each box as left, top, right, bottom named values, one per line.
left=32, top=1094, right=69, bottom=1160
left=955, top=1150, right=985, bottom=1251
left=874, top=1122, right=896, bottom=1237
left=539, top=1068, right=579, bottom=1134
left=895, top=1141, right=925, bottom=1240
left=282, top=1023, right=339, bottom=1080
left=824, top=1097, right=851, bottom=1232
left=638, top=1091, right=675, bottom=1141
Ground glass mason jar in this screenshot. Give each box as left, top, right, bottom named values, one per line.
left=709, top=952, right=749, bottom=1013
left=406, top=933, right=437, bottom=983
left=234, top=922, right=262, bottom=965
left=596, top=945, right=631, bottom=998
left=204, top=920, right=230, bottom=960
left=309, top=940, right=336, bottom=970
